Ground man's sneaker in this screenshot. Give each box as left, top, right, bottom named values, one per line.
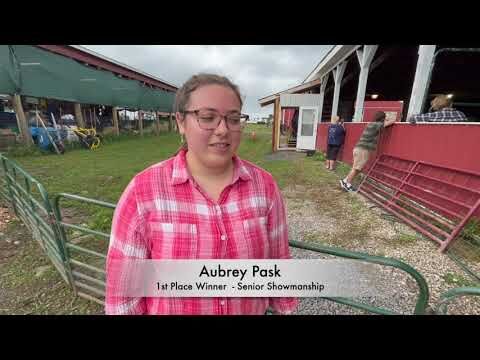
left=340, top=179, right=356, bottom=192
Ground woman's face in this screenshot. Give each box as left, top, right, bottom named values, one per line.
left=176, top=84, right=242, bottom=170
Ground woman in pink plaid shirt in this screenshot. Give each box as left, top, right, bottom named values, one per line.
left=105, top=74, right=298, bottom=315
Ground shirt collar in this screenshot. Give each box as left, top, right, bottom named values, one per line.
left=171, top=148, right=252, bottom=186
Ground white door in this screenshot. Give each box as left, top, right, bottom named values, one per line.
left=296, top=106, right=319, bottom=150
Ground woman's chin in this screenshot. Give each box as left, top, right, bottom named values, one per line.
left=204, top=150, right=234, bottom=167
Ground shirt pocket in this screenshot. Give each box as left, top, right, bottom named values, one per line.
left=149, top=222, right=198, bottom=259
left=234, top=216, right=269, bottom=259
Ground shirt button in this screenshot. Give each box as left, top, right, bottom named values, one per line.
left=220, top=301, right=225, bottom=306
left=221, top=235, right=227, bottom=241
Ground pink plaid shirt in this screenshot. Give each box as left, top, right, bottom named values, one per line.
left=105, top=149, right=298, bottom=315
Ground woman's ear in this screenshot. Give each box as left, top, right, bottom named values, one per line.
left=176, top=112, right=185, bottom=135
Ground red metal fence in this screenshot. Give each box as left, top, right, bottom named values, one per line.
left=316, top=122, right=480, bottom=249
left=359, top=154, right=480, bottom=252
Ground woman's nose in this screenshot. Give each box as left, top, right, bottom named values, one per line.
left=214, top=117, right=229, bottom=134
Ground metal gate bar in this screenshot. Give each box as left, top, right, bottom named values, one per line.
left=52, top=192, right=115, bottom=304
left=0, top=154, right=73, bottom=283
left=359, top=154, right=480, bottom=252
left=0, top=153, right=434, bottom=314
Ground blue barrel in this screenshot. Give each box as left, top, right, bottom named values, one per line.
left=36, top=127, right=60, bottom=151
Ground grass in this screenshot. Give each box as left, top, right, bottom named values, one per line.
left=443, top=272, right=479, bottom=288
left=4, top=123, right=479, bottom=314
left=389, top=233, right=419, bottom=248
left=8, top=124, right=339, bottom=230
left=0, top=217, right=102, bottom=314
left=7, top=126, right=475, bottom=254
left=462, top=219, right=480, bottom=242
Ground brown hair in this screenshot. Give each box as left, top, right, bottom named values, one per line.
left=330, top=115, right=340, bottom=124
left=173, top=73, right=243, bottom=155
left=431, top=95, right=452, bottom=111
left=175, top=73, right=243, bottom=113
left=374, top=111, right=386, bottom=122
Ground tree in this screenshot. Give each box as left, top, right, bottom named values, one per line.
left=266, top=114, right=274, bottom=126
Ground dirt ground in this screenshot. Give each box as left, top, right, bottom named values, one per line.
left=283, top=181, right=480, bottom=315
left=0, top=203, right=103, bottom=315
left=1, top=162, right=479, bottom=314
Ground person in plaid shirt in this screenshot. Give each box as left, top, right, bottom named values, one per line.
left=105, top=73, right=298, bottom=315
left=408, top=94, right=467, bottom=123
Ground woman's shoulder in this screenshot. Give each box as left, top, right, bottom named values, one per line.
left=133, top=156, right=175, bottom=183
left=237, top=157, right=277, bottom=186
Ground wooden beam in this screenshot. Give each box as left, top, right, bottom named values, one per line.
left=318, top=75, right=328, bottom=123
left=353, top=45, right=379, bottom=122
left=155, top=111, right=161, bottom=135
left=272, top=97, right=280, bottom=152
left=407, top=45, right=437, bottom=119
left=74, top=103, right=85, bottom=128
left=139, top=111, right=144, bottom=136
left=12, top=94, right=33, bottom=146
left=112, top=106, right=120, bottom=136
left=82, top=107, right=87, bottom=128
left=363, top=45, right=378, bottom=68
left=356, top=48, right=364, bottom=65
left=36, top=112, right=61, bottom=155
left=331, top=61, right=347, bottom=116
left=324, top=46, right=395, bottom=96
left=89, top=107, right=94, bottom=128
left=275, top=97, right=281, bottom=151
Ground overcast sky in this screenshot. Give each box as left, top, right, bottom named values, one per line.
left=82, top=45, right=333, bottom=117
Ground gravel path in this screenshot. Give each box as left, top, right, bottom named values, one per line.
left=283, top=186, right=480, bottom=315
left=3, top=177, right=480, bottom=314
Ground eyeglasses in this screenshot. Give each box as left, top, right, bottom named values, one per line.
left=183, top=108, right=249, bottom=132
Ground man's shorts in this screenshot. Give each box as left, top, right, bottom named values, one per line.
left=352, top=147, right=371, bottom=171
left=326, top=144, right=341, bottom=160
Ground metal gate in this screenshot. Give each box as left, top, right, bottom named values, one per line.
left=0, top=154, right=72, bottom=284
left=289, top=240, right=429, bottom=314
left=52, top=193, right=115, bottom=306
left=358, top=154, right=480, bottom=252
left=0, top=153, right=433, bottom=314
left=434, top=286, right=480, bottom=314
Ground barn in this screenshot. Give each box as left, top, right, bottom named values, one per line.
left=259, top=45, right=480, bottom=251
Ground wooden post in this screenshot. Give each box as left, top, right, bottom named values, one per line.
left=275, top=97, right=282, bottom=151
left=88, top=107, right=93, bottom=128
left=155, top=111, right=161, bottom=135
left=169, top=112, right=173, bottom=132
left=112, top=106, right=120, bottom=136
left=272, top=97, right=280, bottom=152
left=92, top=106, right=97, bottom=129
left=407, top=45, right=437, bottom=119
left=12, top=94, right=33, bottom=146
left=74, top=103, right=85, bottom=128
left=332, top=61, right=348, bottom=117
left=82, top=107, right=87, bottom=128
left=318, top=74, right=328, bottom=124
left=139, top=110, right=144, bottom=136
left=36, top=112, right=61, bottom=155
left=353, top=45, right=378, bottom=122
